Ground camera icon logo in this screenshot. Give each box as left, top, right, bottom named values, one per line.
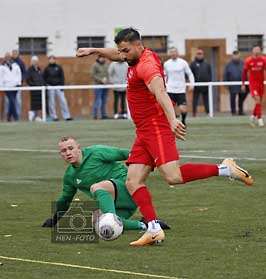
left=51, top=201, right=98, bottom=243
left=56, top=207, right=93, bottom=234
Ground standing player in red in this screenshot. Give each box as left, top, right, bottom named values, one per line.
left=241, top=45, right=266, bottom=127
left=77, top=28, right=253, bottom=246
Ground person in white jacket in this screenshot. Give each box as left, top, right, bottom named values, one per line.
left=0, top=52, right=21, bottom=121
left=164, top=47, right=194, bottom=126
left=108, top=61, right=128, bottom=119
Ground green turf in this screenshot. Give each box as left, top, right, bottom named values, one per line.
left=0, top=117, right=266, bottom=279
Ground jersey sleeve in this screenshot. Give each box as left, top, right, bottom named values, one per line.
left=92, top=145, right=130, bottom=162
left=56, top=175, right=77, bottom=213
left=137, top=57, right=162, bottom=86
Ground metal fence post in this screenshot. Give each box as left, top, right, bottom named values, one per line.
left=41, top=87, right=47, bottom=122
left=208, top=83, right=214, bottom=118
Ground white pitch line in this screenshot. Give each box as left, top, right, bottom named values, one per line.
left=0, top=256, right=184, bottom=279
left=0, top=176, right=61, bottom=179
left=180, top=155, right=266, bottom=161
left=0, top=180, right=38, bottom=184
left=0, top=176, right=61, bottom=184
left=0, top=147, right=265, bottom=161
left=0, top=147, right=57, bottom=153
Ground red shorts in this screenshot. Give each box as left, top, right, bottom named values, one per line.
left=249, top=84, right=264, bottom=98
left=126, top=119, right=179, bottom=167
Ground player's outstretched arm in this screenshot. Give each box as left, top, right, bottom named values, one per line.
left=93, top=145, right=130, bottom=162
left=42, top=182, right=77, bottom=227
left=76, top=48, right=124, bottom=62
left=148, top=76, right=186, bottom=141
left=42, top=200, right=72, bottom=227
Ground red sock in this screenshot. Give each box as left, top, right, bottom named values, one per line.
left=257, top=103, right=262, bottom=119
left=180, top=163, right=218, bottom=183
left=132, top=186, right=157, bottom=222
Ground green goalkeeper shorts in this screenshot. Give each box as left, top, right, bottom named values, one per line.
left=109, top=175, right=137, bottom=219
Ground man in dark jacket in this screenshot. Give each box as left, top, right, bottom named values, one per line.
left=91, top=55, right=109, bottom=119
left=43, top=55, right=72, bottom=121
left=223, top=50, right=248, bottom=115
left=190, top=48, right=212, bottom=116
left=26, top=56, right=45, bottom=121
left=12, top=49, right=26, bottom=118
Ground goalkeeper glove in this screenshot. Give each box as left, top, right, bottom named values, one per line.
left=42, top=214, right=58, bottom=227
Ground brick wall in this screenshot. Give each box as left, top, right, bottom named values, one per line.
left=0, top=55, right=116, bottom=120
left=0, top=45, right=259, bottom=120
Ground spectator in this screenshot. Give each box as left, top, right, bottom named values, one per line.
left=91, top=55, right=109, bottom=119
left=190, top=48, right=212, bottom=117
left=26, top=56, right=44, bottom=121
left=241, top=45, right=266, bottom=127
left=0, top=52, right=21, bottom=121
left=108, top=61, right=128, bottom=119
left=12, top=49, right=26, bottom=117
left=223, top=50, right=248, bottom=116
left=43, top=55, right=72, bottom=121
left=164, top=47, right=194, bottom=126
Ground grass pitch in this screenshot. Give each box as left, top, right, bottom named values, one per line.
left=0, top=116, right=266, bottom=279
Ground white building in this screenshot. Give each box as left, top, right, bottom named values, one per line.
left=1, top=0, right=266, bottom=57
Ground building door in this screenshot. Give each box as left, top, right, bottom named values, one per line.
left=186, top=39, right=226, bottom=113
left=201, top=47, right=218, bottom=111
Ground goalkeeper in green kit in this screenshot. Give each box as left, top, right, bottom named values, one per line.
left=42, top=136, right=170, bottom=231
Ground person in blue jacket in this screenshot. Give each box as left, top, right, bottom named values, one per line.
left=223, top=50, right=248, bottom=115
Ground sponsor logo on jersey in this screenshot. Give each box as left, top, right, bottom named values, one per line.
left=128, top=69, right=133, bottom=79
left=76, top=178, right=82, bottom=184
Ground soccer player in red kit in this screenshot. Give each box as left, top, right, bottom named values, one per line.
left=77, top=28, right=253, bottom=246
left=242, top=45, right=266, bottom=127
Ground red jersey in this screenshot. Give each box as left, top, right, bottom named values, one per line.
left=242, top=56, right=266, bottom=86
left=126, top=48, right=168, bottom=130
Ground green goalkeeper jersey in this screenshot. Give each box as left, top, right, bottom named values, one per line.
left=56, top=145, right=130, bottom=211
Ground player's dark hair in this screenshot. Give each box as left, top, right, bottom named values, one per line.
left=252, top=45, right=261, bottom=50
left=114, top=28, right=141, bottom=44
left=169, top=46, right=177, bottom=51
left=232, top=50, right=239, bottom=55
left=59, top=136, right=76, bottom=143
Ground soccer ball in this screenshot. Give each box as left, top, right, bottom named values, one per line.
left=95, top=213, right=123, bottom=241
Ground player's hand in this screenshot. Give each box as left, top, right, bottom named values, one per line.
left=188, top=86, right=194, bottom=93
left=241, top=85, right=246, bottom=93
left=102, top=77, right=108, bottom=84
left=170, top=119, right=186, bottom=141
left=42, top=218, right=54, bottom=227
left=76, top=48, right=94, bottom=57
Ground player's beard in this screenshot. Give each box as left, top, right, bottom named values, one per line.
left=126, top=58, right=137, bottom=66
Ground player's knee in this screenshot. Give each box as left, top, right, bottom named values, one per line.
left=180, top=106, right=187, bottom=113
left=126, top=177, right=140, bottom=194
left=126, top=177, right=134, bottom=190
left=164, top=173, right=183, bottom=185
left=90, top=183, right=102, bottom=194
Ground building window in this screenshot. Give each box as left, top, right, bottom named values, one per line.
left=141, top=35, right=168, bottom=53
left=237, top=35, right=263, bottom=52
left=19, top=37, right=47, bottom=55
left=77, top=36, right=105, bottom=48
